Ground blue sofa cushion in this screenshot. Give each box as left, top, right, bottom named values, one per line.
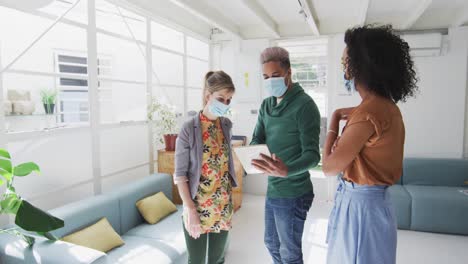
left=388, top=185, right=412, bottom=229
left=403, top=158, right=468, bottom=187
left=125, top=206, right=184, bottom=245
left=0, top=233, right=106, bottom=264
left=405, top=185, right=468, bottom=235
left=107, top=174, right=173, bottom=234
left=94, top=235, right=186, bottom=264
left=48, top=194, right=121, bottom=237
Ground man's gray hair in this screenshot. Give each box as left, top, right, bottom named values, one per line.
left=260, top=47, right=291, bottom=70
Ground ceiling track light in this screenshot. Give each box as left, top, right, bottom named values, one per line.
left=297, top=0, right=309, bottom=21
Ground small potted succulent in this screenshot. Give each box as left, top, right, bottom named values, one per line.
left=40, top=89, right=58, bottom=114
left=147, top=98, right=179, bottom=151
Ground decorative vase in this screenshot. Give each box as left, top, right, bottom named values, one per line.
left=43, top=103, right=55, bottom=114
left=164, top=134, right=178, bottom=151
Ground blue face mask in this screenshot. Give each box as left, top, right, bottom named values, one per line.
left=344, top=74, right=356, bottom=92
left=208, top=98, right=230, bottom=117
left=264, top=76, right=288, bottom=97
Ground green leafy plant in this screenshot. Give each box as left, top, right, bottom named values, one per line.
left=40, top=89, right=58, bottom=105
left=147, top=98, right=178, bottom=145
left=40, top=88, right=58, bottom=114
left=0, top=148, right=64, bottom=246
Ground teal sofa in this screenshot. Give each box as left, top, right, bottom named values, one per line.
left=0, top=173, right=188, bottom=264
left=389, top=158, right=468, bottom=235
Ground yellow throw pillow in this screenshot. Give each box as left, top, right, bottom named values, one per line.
left=62, top=218, right=124, bottom=253
left=136, top=192, right=177, bottom=224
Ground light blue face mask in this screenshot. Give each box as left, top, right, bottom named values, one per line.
left=344, top=74, right=356, bottom=92
left=264, top=76, right=288, bottom=97
left=208, top=98, right=230, bottom=117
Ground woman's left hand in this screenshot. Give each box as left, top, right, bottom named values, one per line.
left=329, top=107, right=355, bottom=133
left=333, top=107, right=355, bottom=121
left=332, top=136, right=341, bottom=153
left=252, top=153, right=288, bottom=177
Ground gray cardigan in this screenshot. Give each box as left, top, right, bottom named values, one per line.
left=174, top=115, right=239, bottom=199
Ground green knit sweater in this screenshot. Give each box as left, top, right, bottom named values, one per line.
left=251, top=83, right=321, bottom=198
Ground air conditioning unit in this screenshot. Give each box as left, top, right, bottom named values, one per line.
left=401, top=33, right=443, bottom=57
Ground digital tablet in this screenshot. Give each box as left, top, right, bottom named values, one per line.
left=233, top=144, right=271, bottom=174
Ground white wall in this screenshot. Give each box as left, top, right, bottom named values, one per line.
left=401, top=29, right=467, bottom=158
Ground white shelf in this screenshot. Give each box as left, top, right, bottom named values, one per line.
left=5, top=113, right=58, bottom=117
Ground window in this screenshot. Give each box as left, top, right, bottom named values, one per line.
left=96, top=1, right=147, bottom=124
left=98, top=81, right=146, bottom=123
left=152, top=49, right=184, bottom=86
left=0, top=3, right=88, bottom=132
left=278, top=39, right=328, bottom=147
left=97, top=33, right=146, bottom=82
left=187, top=88, right=203, bottom=113
left=187, top=58, right=209, bottom=88
left=152, top=86, right=184, bottom=115
left=0, top=0, right=212, bottom=210
left=39, top=0, right=88, bottom=25
left=291, top=60, right=328, bottom=116
left=186, top=36, right=209, bottom=60
left=149, top=21, right=210, bottom=115
left=185, top=36, right=209, bottom=113
left=0, top=1, right=210, bottom=132
left=292, top=63, right=327, bottom=88
left=54, top=52, right=111, bottom=123
left=152, top=21, right=184, bottom=53
left=96, top=0, right=146, bottom=42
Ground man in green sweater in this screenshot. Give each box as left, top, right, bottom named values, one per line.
left=251, top=47, right=321, bottom=264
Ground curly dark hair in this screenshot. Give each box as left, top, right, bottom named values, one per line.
left=344, top=24, right=418, bottom=103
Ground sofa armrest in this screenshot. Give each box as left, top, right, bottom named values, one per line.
left=0, top=234, right=106, bottom=264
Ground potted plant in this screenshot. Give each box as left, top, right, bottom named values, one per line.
left=40, top=89, right=58, bottom=114
left=0, top=148, right=64, bottom=246
left=147, top=98, right=179, bottom=151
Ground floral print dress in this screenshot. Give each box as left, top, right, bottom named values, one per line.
left=193, top=113, right=233, bottom=234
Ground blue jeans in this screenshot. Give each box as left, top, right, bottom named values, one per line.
left=264, top=191, right=314, bottom=264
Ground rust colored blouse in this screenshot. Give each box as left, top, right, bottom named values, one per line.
left=343, top=96, right=405, bottom=186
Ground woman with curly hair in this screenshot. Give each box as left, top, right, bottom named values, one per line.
left=322, top=25, right=418, bottom=264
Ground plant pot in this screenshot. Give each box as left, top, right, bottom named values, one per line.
left=43, top=103, right=55, bottom=114
left=164, top=134, right=178, bottom=151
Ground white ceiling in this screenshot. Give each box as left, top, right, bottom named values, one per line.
left=411, top=0, right=468, bottom=30
left=127, top=0, right=468, bottom=39
left=203, top=0, right=260, bottom=26
left=258, top=0, right=305, bottom=24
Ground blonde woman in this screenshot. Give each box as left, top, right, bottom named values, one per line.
left=174, top=71, right=238, bottom=264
